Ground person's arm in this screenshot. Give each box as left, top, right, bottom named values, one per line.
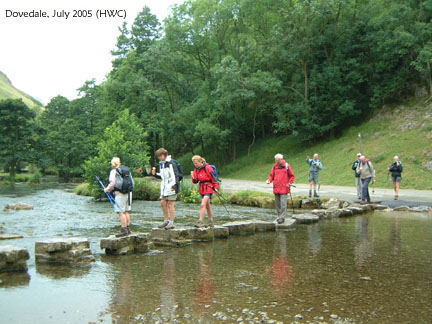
left=399, top=162, right=403, bottom=173
left=352, top=161, right=358, bottom=171
left=191, top=169, right=199, bottom=183
left=104, top=169, right=116, bottom=192
left=267, top=166, right=275, bottom=184
left=318, top=161, right=323, bottom=170
left=287, top=164, right=295, bottom=184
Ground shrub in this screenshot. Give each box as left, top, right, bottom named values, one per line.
left=178, top=181, right=201, bottom=203
left=74, top=183, right=93, bottom=196
left=133, top=178, right=160, bottom=201
left=28, top=171, right=41, bottom=184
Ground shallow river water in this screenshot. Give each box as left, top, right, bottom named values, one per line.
left=0, top=183, right=431, bottom=324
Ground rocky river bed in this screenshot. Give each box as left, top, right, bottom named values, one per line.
left=0, top=183, right=431, bottom=323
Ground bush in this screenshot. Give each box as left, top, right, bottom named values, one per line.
left=133, top=178, right=160, bottom=201
left=230, top=190, right=275, bottom=208
left=178, top=180, right=201, bottom=203
left=74, top=183, right=93, bottom=196
left=28, top=171, right=41, bottom=184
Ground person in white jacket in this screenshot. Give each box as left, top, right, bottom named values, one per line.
left=152, top=148, right=177, bottom=229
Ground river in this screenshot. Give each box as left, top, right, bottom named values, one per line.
left=0, top=183, right=431, bottom=323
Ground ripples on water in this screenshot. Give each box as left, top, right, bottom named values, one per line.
left=0, top=184, right=431, bottom=324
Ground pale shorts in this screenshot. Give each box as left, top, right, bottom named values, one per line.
left=309, top=172, right=319, bottom=183
left=160, top=194, right=177, bottom=201
left=113, top=192, right=132, bottom=212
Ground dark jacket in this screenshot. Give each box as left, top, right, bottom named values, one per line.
left=389, top=161, right=403, bottom=177
left=352, top=160, right=361, bottom=177
left=268, top=160, right=296, bottom=194
left=192, top=163, right=219, bottom=195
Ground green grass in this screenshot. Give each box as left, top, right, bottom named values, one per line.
left=0, top=71, right=43, bottom=114
left=212, top=97, right=432, bottom=190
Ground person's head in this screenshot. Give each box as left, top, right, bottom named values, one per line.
left=360, top=155, right=366, bottom=163
left=155, top=148, right=168, bottom=161
left=111, top=157, right=121, bottom=168
left=274, top=153, right=284, bottom=165
left=192, top=155, right=206, bottom=168
left=313, top=153, right=319, bottom=160
left=394, top=155, right=399, bottom=162
left=357, top=153, right=362, bottom=159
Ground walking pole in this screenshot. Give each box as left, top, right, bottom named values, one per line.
left=289, top=184, right=295, bottom=215
left=358, top=133, right=363, bottom=154
left=96, top=176, right=124, bottom=213
left=206, top=183, right=231, bottom=217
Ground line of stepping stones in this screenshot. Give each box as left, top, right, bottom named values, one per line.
left=0, top=201, right=392, bottom=275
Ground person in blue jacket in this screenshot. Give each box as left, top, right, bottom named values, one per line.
left=306, top=153, right=323, bottom=198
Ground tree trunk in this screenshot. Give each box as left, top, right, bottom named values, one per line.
left=248, top=106, right=259, bottom=156
left=9, top=159, right=16, bottom=177
left=427, top=60, right=432, bottom=95
left=232, top=142, right=237, bottom=162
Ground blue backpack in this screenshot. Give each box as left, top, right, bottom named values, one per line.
left=206, top=164, right=220, bottom=182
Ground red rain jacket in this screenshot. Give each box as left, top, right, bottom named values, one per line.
left=268, top=160, right=295, bottom=194
left=192, top=163, right=220, bottom=195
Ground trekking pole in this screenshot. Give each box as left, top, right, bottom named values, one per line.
left=288, top=184, right=295, bottom=215
left=95, top=176, right=124, bottom=213
left=205, top=183, right=231, bottom=217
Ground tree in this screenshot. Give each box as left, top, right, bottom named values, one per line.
left=0, top=99, right=36, bottom=176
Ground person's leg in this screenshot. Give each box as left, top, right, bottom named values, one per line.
left=395, top=181, right=400, bottom=199
left=361, top=178, right=367, bottom=202
left=195, top=195, right=211, bottom=227
left=364, top=177, right=371, bottom=202
left=168, top=200, right=176, bottom=221
left=274, top=194, right=281, bottom=217
left=158, top=200, right=169, bottom=228
left=206, top=197, right=213, bottom=220
left=116, top=212, right=128, bottom=237
left=356, top=177, right=362, bottom=199
left=279, top=194, right=287, bottom=221
left=313, top=174, right=319, bottom=197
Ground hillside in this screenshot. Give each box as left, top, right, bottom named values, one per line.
left=178, top=97, right=432, bottom=190
left=0, top=71, right=43, bottom=113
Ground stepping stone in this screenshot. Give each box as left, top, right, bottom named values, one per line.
left=151, top=228, right=193, bottom=247
left=36, top=237, right=95, bottom=266
left=3, top=202, right=34, bottom=211
left=347, top=206, right=364, bottom=215
left=338, top=208, right=354, bottom=217
left=253, top=220, right=276, bottom=232
left=293, top=214, right=320, bottom=224
left=311, top=209, right=327, bottom=218
left=301, top=199, right=320, bottom=209
left=222, top=221, right=256, bottom=235
left=276, top=218, right=296, bottom=230
left=393, top=205, right=410, bottom=212
left=321, top=198, right=342, bottom=209
left=213, top=226, right=229, bottom=239
left=189, top=228, right=214, bottom=242
left=0, top=245, right=30, bottom=272
left=0, top=234, right=23, bottom=240
left=100, top=233, right=153, bottom=255
left=372, top=204, right=389, bottom=210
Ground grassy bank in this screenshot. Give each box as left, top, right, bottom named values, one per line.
left=214, top=98, right=432, bottom=190
left=0, top=171, right=41, bottom=184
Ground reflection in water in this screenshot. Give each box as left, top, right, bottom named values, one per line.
left=307, top=224, right=322, bottom=256
left=354, top=216, right=375, bottom=266
left=0, top=272, right=30, bottom=288
left=194, top=247, right=215, bottom=318
left=391, top=215, right=401, bottom=255
left=269, top=232, right=294, bottom=297
left=109, top=258, right=133, bottom=324
left=160, top=257, right=177, bottom=322
left=36, top=264, right=90, bottom=280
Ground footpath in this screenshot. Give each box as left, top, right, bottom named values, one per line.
left=221, top=178, right=432, bottom=208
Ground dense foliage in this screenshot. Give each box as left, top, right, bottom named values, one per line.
left=1, top=0, right=431, bottom=180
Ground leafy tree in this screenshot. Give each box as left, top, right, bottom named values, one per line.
left=0, top=99, right=36, bottom=176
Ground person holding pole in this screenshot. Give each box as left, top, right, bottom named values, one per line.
left=306, top=154, right=323, bottom=198
left=267, top=154, right=296, bottom=224
left=388, top=156, right=403, bottom=200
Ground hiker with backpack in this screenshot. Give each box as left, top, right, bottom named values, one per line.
left=388, top=156, right=403, bottom=200
left=104, top=157, right=134, bottom=237
left=152, top=148, right=182, bottom=230
left=191, top=155, right=219, bottom=228
left=356, top=155, right=376, bottom=204
left=352, top=153, right=363, bottom=200
left=266, top=153, right=296, bottom=224
left=306, top=153, right=323, bottom=198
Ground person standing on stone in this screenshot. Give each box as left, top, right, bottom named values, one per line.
left=356, top=155, right=376, bottom=204
left=191, top=155, right=218, bottom=228
left=306, top=153, right=323, bottom=198
left=352, top=153, right=363, bottom=200
left=266, top=153, right=296, bottom=224
left=104, top=157, right=134, bottom=237
left=388, top=155, right=403, bottom=200
left=152, top=148, right=177, bottom=230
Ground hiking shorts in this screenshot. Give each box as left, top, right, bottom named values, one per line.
left=309, top=172, right=319, bottom=183
left=201, top=193, right=213, bottom=198
left=114, top=192, right=132, bottom=212
left=160, top=194, right=177, bottom=201
left=392, top=176, right=402, bottom=183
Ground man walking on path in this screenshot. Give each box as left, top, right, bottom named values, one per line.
left=267, top=154, right=296, bottom=224
left=388, top=156, right=403, bottom=200
left=352, top=153, right=362, bottom=200
left=356, top=156, right=376, bottom=204
left=306, top=154, right=323, bottom=198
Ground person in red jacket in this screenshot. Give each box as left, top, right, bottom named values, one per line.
left=266, top=153, right=296, bottom=224
left=191, top=155, right=219, bottom=228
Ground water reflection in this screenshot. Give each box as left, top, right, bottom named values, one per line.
left=269, top=232, right=294, bottom=297
left=36, top=264, right=91, bottom=280
left=307, top=223, right=322, bottom=256
left=193, top=247, right=215, bottom=318
left=354, top=216, right=375, bottom=266
left=0, top=272, right=30, bottom=288
left=109, top=257, right=134, bottom=324
left=160, top=257, right=177, bottom=322
left=390, top=215, right=401, bottom=255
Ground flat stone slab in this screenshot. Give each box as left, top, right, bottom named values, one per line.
left=222, top=221, right=256, bottom=235
left=393, top=205, right=410, bottom=212
left=338, top=208, right=354, bottom=217
left=253, top=220, right=276, bottom=232
left=276, top=218, right=296, bottom=230
left=311, top=209, right=327, bottom=218
left=408, top=206, right=431, bottom=213
left=293, top=214, right=320, bottom=224
left=189, top=228, right=214, bottom=242
left=347, top=206, right=365, bottom=215
left=151, top=228, right=194, bottom=247
left=0, top=234, right=24, bottom=240
left=0, top=245, right=30, bottom=272
left=321, top=198, right=342, bottom=209
left=213, top=226, right=229, bottom=239
left=3, top=202, right=34, bottom=211
left=101, top=233, right=153, bottom=255
left=35, top=237, right=95, bottom=266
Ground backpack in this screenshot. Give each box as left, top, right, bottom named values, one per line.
left=205, top=164, right=220, bottom=182
left=115, top=165, right=134, bottom=193
left=167, top=159, right=183, bottom=193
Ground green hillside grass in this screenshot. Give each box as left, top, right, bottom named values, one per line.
left=0, top=71, right=43, bottom=113
left=179, top=97, right=432, bottom=190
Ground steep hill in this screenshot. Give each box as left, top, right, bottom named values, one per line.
left=179, top=97, right=432, bottom=190
left=0, top=71, right=43, bottom=113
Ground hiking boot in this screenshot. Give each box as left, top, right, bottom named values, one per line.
left=308, top=190, right=312, bottom=198
left=277, top=217, right=285, bottom=224
left=394, top=195, right=399, bottom=200
left=115, top=227, right=128, bottom=237
left=314, top=191, right=319, bottom=197
left=158, top=220, right=169, bottom=228
left=165, top=223, right=175, bottom=230
left=207, top=219, right=214, bottom=228
left=127, top=226, right=132, bottom=235
left=194, top=220, right=204, bottom=228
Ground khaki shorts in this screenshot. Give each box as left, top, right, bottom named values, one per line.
left=160, top=194, right=177, bottom=201
left=113, top=192, right=132, bottom=212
